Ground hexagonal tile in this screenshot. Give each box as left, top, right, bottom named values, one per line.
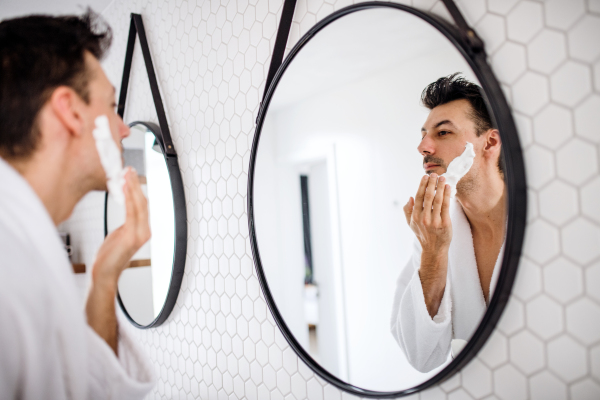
left=539, top=181, right=578, bottom=226
left=509, top=331, right=545, bottom=374
left=533, top=104, right=573, bottom=150
left=478, top=331, right=508, bottom=368
left=571, top=379, right=600, bottom=400
left=550, top=62, right=592, bottom=107
left=526, top=295, right=564, bottom=339
left=594, top=60, right=600, bottom=92
left=475, top=14, right=506, bottom=53
left=527, top=30, right=567, bottom=74
left=548, top=335, right=588, bottom=382
left=506, top=1, right=543, bottom=44
left=524, top=145, right=555, bottom=190
left=566, top=298, right=600, bottom=344
left=420, top=386, right=446, bottom=400
left=568, top=15, right=600, bottom=63
left=574, top=94, right=600, bottom=143
left=562, top=217, right=600, bottom=264
left=592, top=344, right=600, bottom=381
left=523, top=219, right=560, bottom=264
left=513, top=72, right=549, bottom=115
left=491, top=43, right=527, bottom=85
left=497, top=297, right=525, bottom=336
left=448, top=389, right=475, bottom=400
left=556, top=139, right=598, bottom=186
left=513, top=258, right=542, bottom=301
left=514, top=112, right=533, bottom=147
left=529, top=371, right=567, bottom=400
left=488, top=0, right=519, bottom=14
left=586, top=261, right=600, bottom=302
left=545, top=0, right=586, bottom=30
left=544, top=257, right=584, bottom=303
left=493, top=365, right=527, bottom=400
left=462, top=359, right=492, bottom=398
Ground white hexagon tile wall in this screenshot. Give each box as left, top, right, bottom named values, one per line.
left=59, top=0, right=600, bottom=398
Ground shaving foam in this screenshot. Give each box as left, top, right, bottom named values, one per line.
left=440, top=142, right=475, bottom=197
left=93, top=115, right=126, bottom=204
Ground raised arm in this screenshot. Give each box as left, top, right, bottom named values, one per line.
left=403, top=173, right=452, bottom=317
left=85, top=168, right=151, bottom=354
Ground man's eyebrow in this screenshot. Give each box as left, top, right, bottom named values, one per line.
left=434, top=119, right=456, bottom=129
left=421, top=119, right=456, bottom=133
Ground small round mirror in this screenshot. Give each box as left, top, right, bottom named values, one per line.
left=105, top=121, right=186, bottom=328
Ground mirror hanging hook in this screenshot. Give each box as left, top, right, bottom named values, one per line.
left=440, top=0, right=484, bottom=53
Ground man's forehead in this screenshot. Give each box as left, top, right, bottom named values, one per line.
left=422, top=99, right=472, bottom=131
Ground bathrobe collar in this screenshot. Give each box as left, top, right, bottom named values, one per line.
left=448, top=197, right=504, bottom=340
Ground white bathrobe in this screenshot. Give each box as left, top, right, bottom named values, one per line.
left=0, top=158, right=155, bottom=399
left=390, top=197, right=503, bottom=373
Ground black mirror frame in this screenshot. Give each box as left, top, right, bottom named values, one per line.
left=104, top=121, right=187, bottom=329
left=247, top=2, right=527, bottom=398
left=103, top=13, right=188, bottom=329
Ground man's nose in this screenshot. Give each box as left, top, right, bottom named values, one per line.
left=119, top=118, right=130, bottom=139
left=418, top=134, right=435, bottom=156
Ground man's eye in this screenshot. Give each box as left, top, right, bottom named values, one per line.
left=439, top=130, right=449, bottom=136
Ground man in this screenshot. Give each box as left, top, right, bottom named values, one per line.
left=390, top=74, right=506, bottom=372
left=0, top=12, right=155, bottom=398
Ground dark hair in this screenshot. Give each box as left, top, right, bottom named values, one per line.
left=421, top=73, right=504, bottom=174
left=421, top=73, right=493, bottom=136
left=0, top=10, right=112, bottom=159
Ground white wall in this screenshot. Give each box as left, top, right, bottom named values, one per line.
left=60, top=0, right=600, bottom=398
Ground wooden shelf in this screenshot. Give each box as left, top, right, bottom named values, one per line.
left=128, top=259, right=151, bottom=268
left=72, top=263, right=86, bottom=274
left=71, top=259, right=150, bottom=274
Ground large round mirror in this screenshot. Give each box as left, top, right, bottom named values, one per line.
left=249, top=3, right=525, bottom=397
left=105, top=121, right=187, bottom=328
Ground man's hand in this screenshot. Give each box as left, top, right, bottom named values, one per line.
left=93, top=168, right=151, bottom=285
left=86, top=168, right=151, bottom=354
left=403, top=173, right=452, bottom=317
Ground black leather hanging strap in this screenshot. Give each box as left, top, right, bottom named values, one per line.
left=441, top=0, right=484, bottom=53
left=263, top=0, right=297, bottom=100
left=117, top=14, right=177, bottom=157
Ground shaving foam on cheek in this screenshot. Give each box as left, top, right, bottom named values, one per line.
left=440, top=142, right=475, bottom=197
left=92, top=115, right=126, bottom=204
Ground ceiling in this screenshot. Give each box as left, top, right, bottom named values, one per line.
left=0, top=0, right=112, bottom=20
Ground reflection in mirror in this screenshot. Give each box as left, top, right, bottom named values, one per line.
left=106, top=123, right=175, bottom=326
left=252, top=7, right=507, bottom=392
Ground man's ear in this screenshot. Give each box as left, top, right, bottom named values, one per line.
left=49, top=86, right=86, bottom=138
left=483, top=129, right=501, bottom=153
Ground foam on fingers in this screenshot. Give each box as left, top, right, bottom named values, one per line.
left=93, top=115, right=126, bottom=204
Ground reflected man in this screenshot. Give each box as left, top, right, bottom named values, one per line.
left=390, top=74, right=506, bottom=372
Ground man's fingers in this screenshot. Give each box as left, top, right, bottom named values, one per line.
left=403, top=197, right=414, bottom=225
left=413, top=175, right=429, bottom=215
left=441, top=183, right=452, bottom=224
left=422, top=173, right=438, bottom=216
left=125, top=168, right=150, bottom=242
left=432, top=176, right=446, bottom=221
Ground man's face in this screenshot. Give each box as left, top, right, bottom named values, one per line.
left=418, top=99, right=480, bottom=176
left=82, top=52, right=130, bottom=190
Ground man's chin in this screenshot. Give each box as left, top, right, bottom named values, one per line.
left=425, top=167, right=447, bottom=175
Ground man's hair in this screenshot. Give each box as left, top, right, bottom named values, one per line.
left=0, top=10, right=112, bottom=159
left=421, top=73, right=504, bottom=174
left=421, top=73, right=493, bottom=136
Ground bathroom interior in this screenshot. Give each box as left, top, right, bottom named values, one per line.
left=2, top=0, right=599, bottom=398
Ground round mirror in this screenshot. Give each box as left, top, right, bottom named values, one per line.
left=249, top=3, right=525, bottom=397
left=105, top=121, right=187, bottom=328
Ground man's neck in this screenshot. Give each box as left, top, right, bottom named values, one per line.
left=8, top=154, right=87, bottom=226
left=456, top=172, right=506, bottom=238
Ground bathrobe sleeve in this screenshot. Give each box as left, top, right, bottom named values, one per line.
left=86, top=315, right=155, bottom=400
left=390, top=239, right=453, bottom=372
